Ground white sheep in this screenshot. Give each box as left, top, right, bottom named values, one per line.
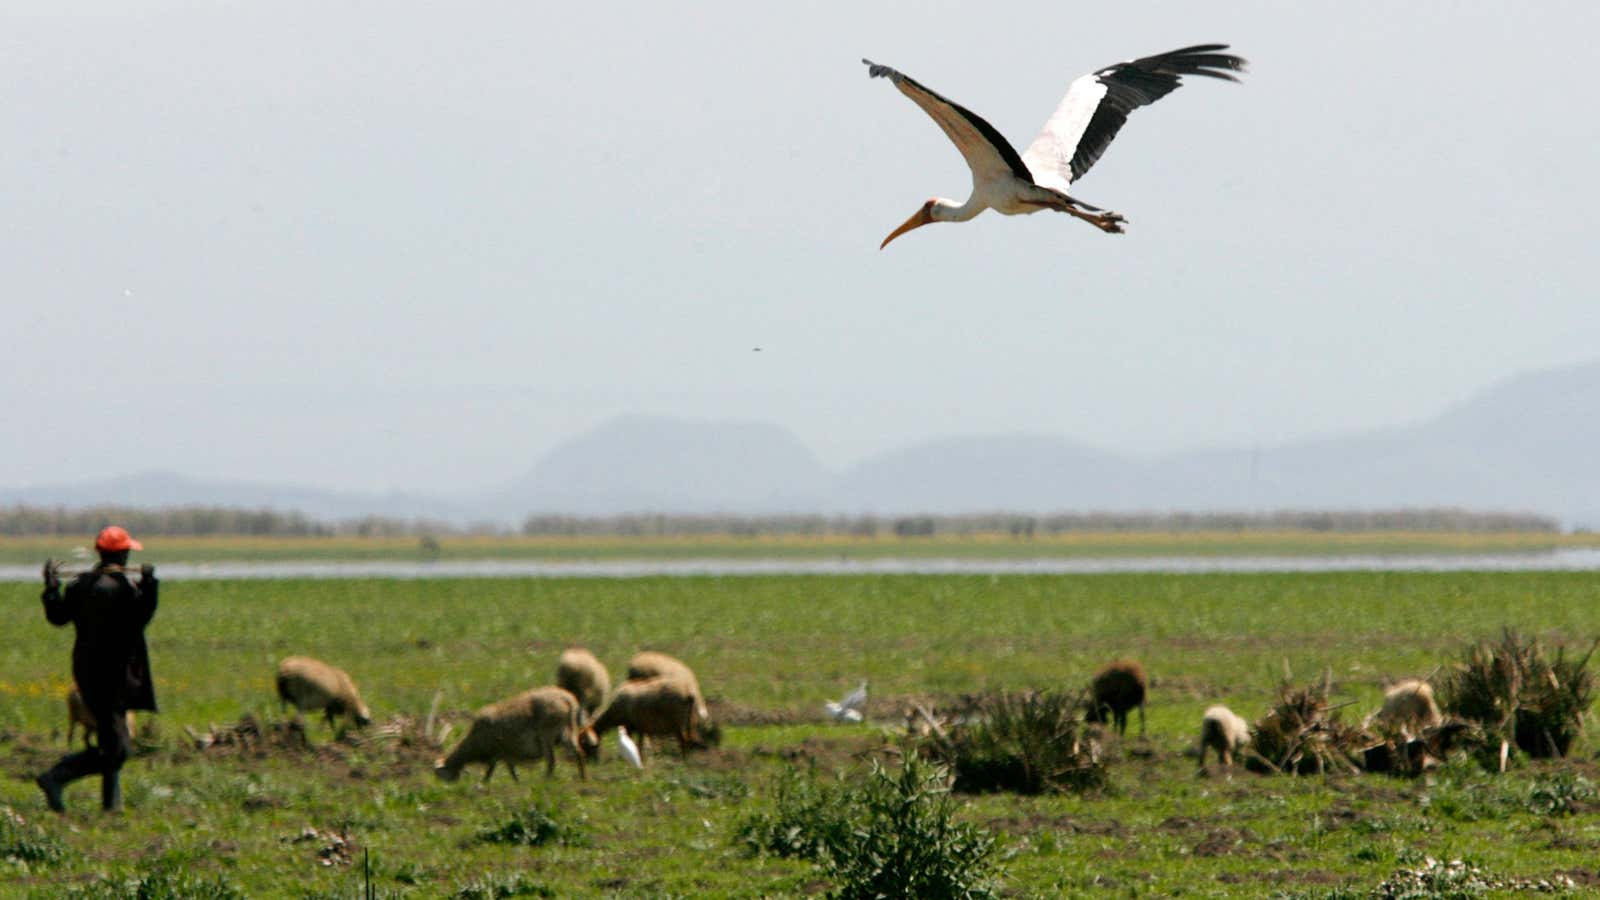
left=1373, top=678, right=1442, bottom=739
left=275, top=656, right=372, bottom=730
left=434, top=686, right=589, bottom=782
left=555, top=647, right=611, bottom=722
left=1198, top=704, right=1251, bottom=769
left=585, top=676, right=701, bottom=762
left=65, top=687, right=135, bottom=748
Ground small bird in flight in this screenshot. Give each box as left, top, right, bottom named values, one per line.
left=863, top=44, right=1246, bottom=247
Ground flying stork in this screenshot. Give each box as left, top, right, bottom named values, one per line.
left=863, top=44, right=1246, bottom=248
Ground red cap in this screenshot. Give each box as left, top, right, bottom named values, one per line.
left=95, top=526, right=143, bottom=552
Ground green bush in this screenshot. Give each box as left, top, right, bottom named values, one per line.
left=1, top=805, right=65, bottom=866
left=823, top=754, right=1000, bottom=900
left=734, top=765, right=856, bottom=861
left=60, top=859, right=244, bottom=899
left=473, top=803, right=587, bottom=848
left=1525, top=770, right=1597, bottom=816
left=737, top=755, right=1001, bottom=899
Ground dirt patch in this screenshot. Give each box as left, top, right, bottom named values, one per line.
left=1556, top=868, right=1600, bottom=887
left=1545, top=834, right=1600, bottom=852
left=1193, top=829, right=1249, bottom=857
left=707, top=700, right=811, bottom=726
left=749, top=734, right=885, bottom=770
left=1215, top=868, right=1339, bottom=886
left=986, top=813, right=1127, bottom=837
left=1150, top=674, right=1225, bottom=699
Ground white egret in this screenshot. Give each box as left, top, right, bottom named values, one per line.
left=616, top=726, right=643, bottom=769
left=824, top=680, right=869, bottom=723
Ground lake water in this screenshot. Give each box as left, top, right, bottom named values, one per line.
left=6, top=548, right=1600, bottom=581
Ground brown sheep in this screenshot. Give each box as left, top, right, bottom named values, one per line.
left=276, top=656, right=372, bottom=730
left=434, top=686, right=589, bottom=782
left=626, top=650, right=716, bottom=742
left=1086, top=659, right=1147, bottom=738
left=65, top=687, right=135, bottom=749
left=584, top=676, right=700, bottom=762
left=555, top=647, right=611, bottom=722
left=1198, top=704, right=1251, bottom=769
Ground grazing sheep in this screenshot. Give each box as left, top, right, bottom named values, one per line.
left=1198, top=704, right=1251, bottom=769
left=555, top=647, right=611, bottom=722
left=65, top=687, right=135, bottom=749
left=585, top=676, right=700, bottom=762
left=1374, top=678, right=1442, bottom=739
left=434, top=686, right=588, bottom=782
left=626, top=650, right=713, bottom=732
left=275, top=656, right=372, bottom=730
left=1086, top=659, right=1147, bottom=738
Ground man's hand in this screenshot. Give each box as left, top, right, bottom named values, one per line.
left=42, top=559, right=60, bottom=592
left=139, top=563, right=156, bottom=581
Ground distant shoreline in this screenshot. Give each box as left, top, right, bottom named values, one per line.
left=5, top=530, right=1600, bottom=568
left=5, top=537, right=1600, bottom=581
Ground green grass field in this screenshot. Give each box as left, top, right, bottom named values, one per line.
left=3, top=572, right=1599, bottom=896
left=4, top=529, right=1600, bottom=566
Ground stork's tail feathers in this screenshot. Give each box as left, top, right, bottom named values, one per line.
left=1132, top=44, right=1248, bottom=82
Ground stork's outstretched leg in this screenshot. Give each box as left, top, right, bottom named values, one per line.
left=1039, top=189, right=1126, bottom=234
left=1061, top=201, right=1125, bottom=234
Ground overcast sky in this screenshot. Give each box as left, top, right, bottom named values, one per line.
left=5, top=1, right=1598, bottom=493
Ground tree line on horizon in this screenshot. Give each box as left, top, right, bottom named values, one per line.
left=0, top=504, right=1561, bottom=538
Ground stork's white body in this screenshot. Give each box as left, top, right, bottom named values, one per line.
left=864, top=45, right=1246, bottom=247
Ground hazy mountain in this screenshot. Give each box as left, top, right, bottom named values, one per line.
left=0, top=469, right=466, bottom=523
left=6, top=361, right=1599, bottom=525
left=1161, top=360, right=1600, bottom=522
left=486, top=415, right=833, bottom=515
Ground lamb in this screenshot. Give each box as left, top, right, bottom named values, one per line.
left=275, top=656, right=372, bottom=730
left=1086, top=659, right=1147, bottom=738
left=584, top=676, right=701, bottom=762
left=1373, top=678, right=1442, bottom=739
left=65, top=687, right=135, bottom=748
left=434, top=686, right=589, bottom=782
left=1198, top=704, right=1251, bottom=769
left=555, top=647, right=611, bottom=722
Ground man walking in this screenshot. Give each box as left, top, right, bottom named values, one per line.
left=36, top=526, right=159, bottom=813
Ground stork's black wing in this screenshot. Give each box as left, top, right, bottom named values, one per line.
left=1021, top=44, right=1246, bottom=191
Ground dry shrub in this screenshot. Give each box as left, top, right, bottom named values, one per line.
left=912, top=690, right=1106, bottom=794
left=1438, top=629, right=1596, bottom=763
left=1361, top=718, right=1484, bottom=777
left=184, top=714, right=308, bottom=753
left=1246, top=670, right=1366, bottom=775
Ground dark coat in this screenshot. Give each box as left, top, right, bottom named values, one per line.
left=42, top=565, right=158, bottom=712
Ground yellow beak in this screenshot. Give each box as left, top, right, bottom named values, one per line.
left=880, top=205, right=933, bottom=250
